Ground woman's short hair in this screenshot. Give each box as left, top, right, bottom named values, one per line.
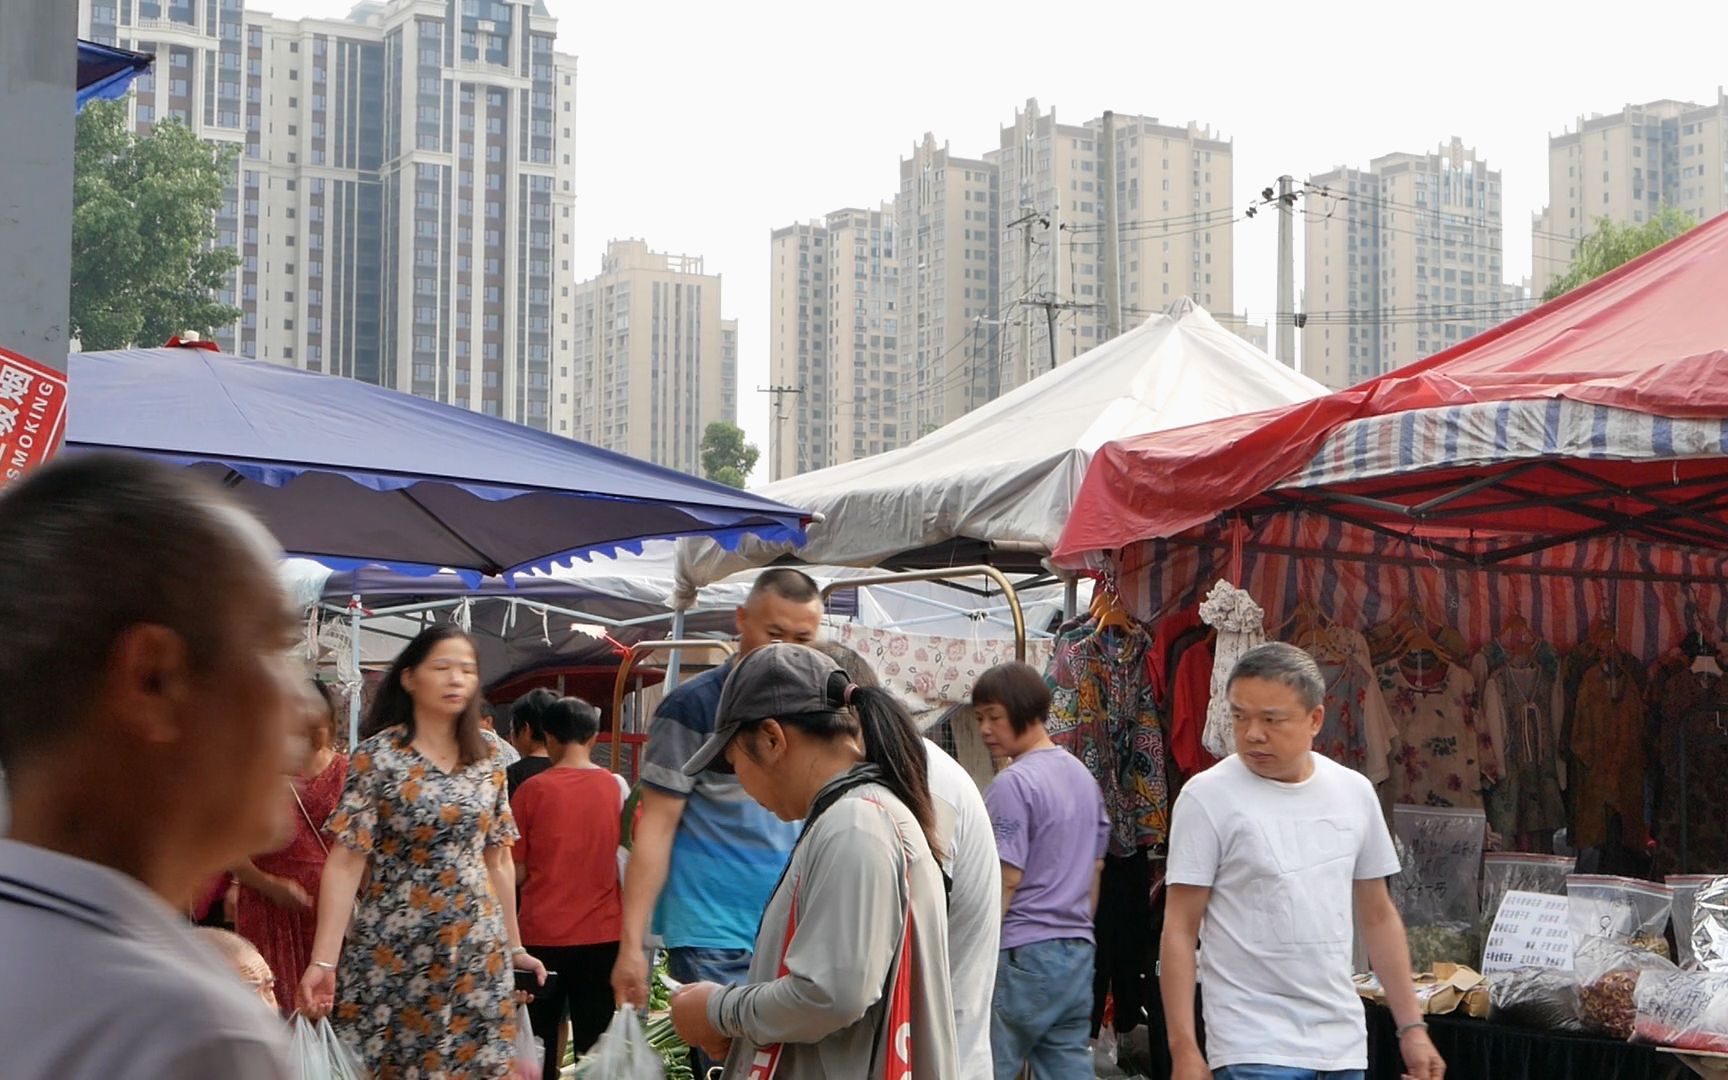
left=970, top=661, right=1052, bottom=735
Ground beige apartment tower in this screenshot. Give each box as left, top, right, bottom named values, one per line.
left=767, top=205, right=898, bottom=480
left=1532, top=92, right=1728, bottom=297
left=568, top=241, right=737, bottom=476
left=897, top=134, right=998, bottom=442
left=80, top=0, right=579, bottom=433
left=988, top=99, right=1234, bottom=390
left=1304, top=139, right=1519, bottom=390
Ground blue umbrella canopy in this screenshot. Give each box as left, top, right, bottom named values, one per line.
left=77, top=40, right=153, bottom=110
left=67, top=347, right=808, bottom=580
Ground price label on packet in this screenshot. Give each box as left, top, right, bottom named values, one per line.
left=1482, top=890, right=1574, bottom=974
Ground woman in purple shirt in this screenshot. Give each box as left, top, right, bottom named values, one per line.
left=974, top=662, right=1110, bottom=1080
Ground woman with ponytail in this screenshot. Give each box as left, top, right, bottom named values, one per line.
left=668, top=643, right=958, bottom=1080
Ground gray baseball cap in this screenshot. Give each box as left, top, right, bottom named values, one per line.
left=681, top=642, right=847, bottom=775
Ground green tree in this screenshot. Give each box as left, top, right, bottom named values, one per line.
left=1542, top=207, right=1695, bottom=302
left=71, top=100, right=242, bottom=350
left=700, top=421, right=759, bottom=488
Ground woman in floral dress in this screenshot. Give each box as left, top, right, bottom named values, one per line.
left=298, top=625, right=546, bottom=1079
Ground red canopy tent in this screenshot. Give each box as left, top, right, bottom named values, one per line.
left=1054, top=210, right=1728, bottom=565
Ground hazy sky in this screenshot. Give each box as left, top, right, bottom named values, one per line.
left=268, top=0, right=1728, bottom=465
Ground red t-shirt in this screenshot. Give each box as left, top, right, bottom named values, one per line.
left=512, top=767, right=626, bottom=947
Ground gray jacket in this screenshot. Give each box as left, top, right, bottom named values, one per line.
left=708, top=768, right=958, bottom=1079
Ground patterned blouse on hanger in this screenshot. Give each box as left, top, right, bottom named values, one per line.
left=1379, top=655, right=1500, bottom=810
left=1304, top=624, right=1397, bottom=784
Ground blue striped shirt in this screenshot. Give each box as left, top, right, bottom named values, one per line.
left=638, top=661, right=800, bottom=950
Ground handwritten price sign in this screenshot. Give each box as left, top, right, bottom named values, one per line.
left=1483, top=891, right=1575, bottom=974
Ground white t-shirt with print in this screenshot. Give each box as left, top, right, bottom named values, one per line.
left=1167, top=752, right=1399, bottom=1072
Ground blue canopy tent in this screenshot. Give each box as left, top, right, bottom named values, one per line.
left=77, top=40, right=154, bottom=110
left=66, top=347, right=810, bottom=580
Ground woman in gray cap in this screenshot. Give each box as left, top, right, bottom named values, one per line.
left=668, top=642, right=959, bottom=1079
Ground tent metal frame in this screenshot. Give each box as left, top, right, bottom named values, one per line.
left=609, top=639, right=738, bottom=780
left=1230, top=455, right=1728, bottom=571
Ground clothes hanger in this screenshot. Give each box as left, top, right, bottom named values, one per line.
left=1093, top=584, right=1132, bottom=633
left=1502, top=612, right=1536, bottom=662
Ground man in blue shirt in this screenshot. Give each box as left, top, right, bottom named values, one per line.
left=612, top=570, right=823, bottom=1049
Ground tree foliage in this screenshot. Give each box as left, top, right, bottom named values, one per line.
left=1542, top=207, right=1695, bottom=302
left=71, top=101, right=242, bottom=350
left=700, top=421, right=759, bottom=488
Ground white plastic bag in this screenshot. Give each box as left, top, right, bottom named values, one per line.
left=514, top=1004, right=543, bottom=1080
left=288, top=1015, right=367, bottom=1080
left=572, top=1004, right=664, bottom=1080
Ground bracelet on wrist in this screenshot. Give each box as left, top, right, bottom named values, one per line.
left=1396, top=1020, right=1428, bottom=1037
left=312, top=961, right=337, bottom=971
left=510, top=946, right=528, bottom=957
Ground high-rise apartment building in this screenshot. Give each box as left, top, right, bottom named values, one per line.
left=568, top=241, right=737, bottom=475
left=897, top=134, right=998, bottom=443
left=80, top=0, right=579, bottom=432
left=767, top=205, right=898, bottom=480
left=1303, top=138, right=1514, bottom=389
left=767, top=102, right=1239, bottom=479
left=1532, top=92, right=1728, bottom=297
left=988, top=100, right=1234, bottom=391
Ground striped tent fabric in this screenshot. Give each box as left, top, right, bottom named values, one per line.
left=1118, top=513, right=1728, bottom=663
left=1293, top=398, right=1728, bottom=490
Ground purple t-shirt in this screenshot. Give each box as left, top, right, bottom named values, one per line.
left=984, top=746, right=1110, bottom=949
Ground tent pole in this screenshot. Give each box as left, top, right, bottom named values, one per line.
left=1063, top=576, right=1079, bottom=621
left=666, top=608, right=686, bottom=691
left=348, top=594, right=362, bottom=751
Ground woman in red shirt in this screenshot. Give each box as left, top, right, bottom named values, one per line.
left=512, top=696, right=629, bottom=1079
left=233, top=680, right=348, bottom=1014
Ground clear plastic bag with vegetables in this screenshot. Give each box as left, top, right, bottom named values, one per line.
left=572, top=1005, right=665, bottom=1080
left=1390, top=806, right=1486, bottom=970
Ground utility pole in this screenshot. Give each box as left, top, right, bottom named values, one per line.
left=1046, top=202, right=1061, bottom=380
left=1006, top=209, right=1039, bottom=392
left=757, top=384, right=803, bottom=480
left=1276, top=174, right=1296, bottom=366
left=1023, top=297, right=1101, bottom=372
left=1, top=0, right=77, bottom=372
left=1101, top=111, right=1124, bottom=341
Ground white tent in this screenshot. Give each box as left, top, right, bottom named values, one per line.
left=676, top=299, right=1327, bottom=600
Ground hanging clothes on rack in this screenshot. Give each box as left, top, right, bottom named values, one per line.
left=1150, top=605, right=1215, bottom=778
left=1379, top=651, right=1499, bottom=811
left=1046, top=620, right=1170, bottom=857
left=1198, top=581, right=1266, bottom=760
left=1651, top=643, right=1728, bottom=873
left=1474, top=641, right=1567, bottom=846
left=1569, top=648, right=1649, bottom=851
left=1304, top=623, right=1398, bottom=784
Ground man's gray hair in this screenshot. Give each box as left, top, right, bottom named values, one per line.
left=1227, top=642, right=1326, bottom=711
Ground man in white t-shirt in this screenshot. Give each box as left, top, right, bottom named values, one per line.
left=1162, top=643, right=1445, bottom=1080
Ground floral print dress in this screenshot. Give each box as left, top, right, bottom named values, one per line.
left=326, top=727, right=520, bottom=1079
left=1379, top=658, right=1500, bottom=810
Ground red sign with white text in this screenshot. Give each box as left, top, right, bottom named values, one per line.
left=0, top=346, right=69, bottom=488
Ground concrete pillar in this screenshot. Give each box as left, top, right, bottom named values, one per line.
left=0, top=0, right=77, bottom=373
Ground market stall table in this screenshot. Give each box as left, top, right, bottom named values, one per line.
left=1365, top=1004, right=1685, bottom=1079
